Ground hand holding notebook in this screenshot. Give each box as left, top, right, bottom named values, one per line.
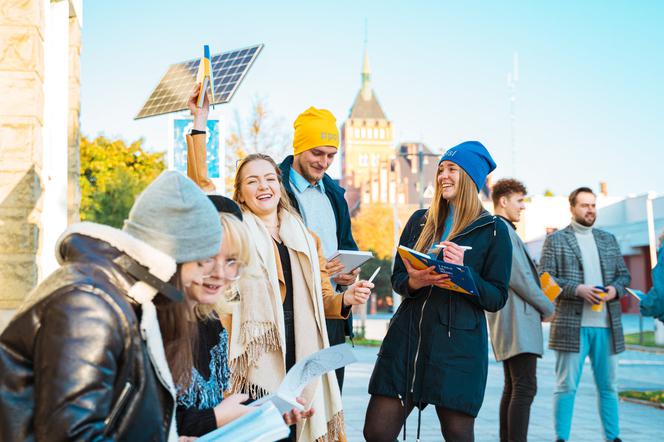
left=398, top=245, right=479, bottom=296
left=326, top=250, right=373, bottom=277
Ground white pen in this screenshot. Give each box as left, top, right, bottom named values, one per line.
left=433, top=244, right=473, bottom=251
left=367, top=266, right=381, bottom=284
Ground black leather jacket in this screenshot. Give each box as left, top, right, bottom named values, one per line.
left=0, top=232, right=175, bottom=441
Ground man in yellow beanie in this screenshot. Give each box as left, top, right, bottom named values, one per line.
left=279, top=107, right=363, bottom=393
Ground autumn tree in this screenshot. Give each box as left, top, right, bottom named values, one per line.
left=351, top=204, right=396, bottom=260
left=351, top=203, right=398, bottom=310
left=225, top=96, right=290, bottom=189
left=80, top=135, right=165, bottom=228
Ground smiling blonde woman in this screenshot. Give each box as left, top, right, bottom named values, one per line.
left=229, top=153, right=374, bottom=442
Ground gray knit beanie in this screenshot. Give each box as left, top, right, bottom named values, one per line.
left=123, top=171, right=222, bottom=263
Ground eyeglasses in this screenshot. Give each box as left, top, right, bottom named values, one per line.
left=199, top=257, right=243, bottom=281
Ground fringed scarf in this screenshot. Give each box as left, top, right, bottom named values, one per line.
left=228, top=210, right=346, bottom=441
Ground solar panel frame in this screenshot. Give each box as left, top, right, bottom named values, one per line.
left=135, top=43, right=264, bottom=119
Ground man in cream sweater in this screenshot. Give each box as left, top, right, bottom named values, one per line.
left=539, top=187, right=630, bottom=442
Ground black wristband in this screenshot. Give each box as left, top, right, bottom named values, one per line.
left=191, top=129, right=206, bottom=135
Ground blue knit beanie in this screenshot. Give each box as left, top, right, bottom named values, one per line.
left=439, top=141, right=496, bottom=191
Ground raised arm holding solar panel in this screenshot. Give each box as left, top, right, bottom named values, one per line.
left=185, top=84, right=214, bottom=192
left=188, top=83, right=210, bottom=131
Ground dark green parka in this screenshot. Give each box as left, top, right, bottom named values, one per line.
left=368, top=209, right=512, bottom=417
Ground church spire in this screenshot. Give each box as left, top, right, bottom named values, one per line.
left=361, top=27, right=372, bottom=101
left=348, top=21, right=387, bottom=120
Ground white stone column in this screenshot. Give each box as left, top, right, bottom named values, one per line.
left=38, top=0, right=70, bottom=281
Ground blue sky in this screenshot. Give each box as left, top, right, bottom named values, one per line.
left=81, top=0, right=663, bottom=196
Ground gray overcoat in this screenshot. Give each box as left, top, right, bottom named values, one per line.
left=487, top=218, right=555, bottom=361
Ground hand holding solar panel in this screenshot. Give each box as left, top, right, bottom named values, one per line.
left=135, top=44, right=263, bottom=119
left=187, top=83, right=209, bottom=131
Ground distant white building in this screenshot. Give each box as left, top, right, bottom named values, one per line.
left=595, top=193, right=664, bottom=300
left=521, top=194, right=623, bottom=262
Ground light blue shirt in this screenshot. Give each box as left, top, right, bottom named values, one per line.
left=440, top=205, right=455, bottom=242
left=428, top=205, right=455, bottom=258
left=289, top=168, right=338, bottom=260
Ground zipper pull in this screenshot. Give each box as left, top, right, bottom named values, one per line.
left=448, top=294, right=452, bottom=338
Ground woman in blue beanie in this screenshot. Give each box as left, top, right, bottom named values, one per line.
left=364, top=141, right=512, bottom=442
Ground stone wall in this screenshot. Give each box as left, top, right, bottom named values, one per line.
left=0, top=1, right=81, bottom=329
left=0, top=0, right=45, bottom=311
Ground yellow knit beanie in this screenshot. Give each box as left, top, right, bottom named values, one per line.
left=293, top=107, right=339, bottom=155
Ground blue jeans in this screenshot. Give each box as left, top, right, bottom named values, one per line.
left=553, top=327, right=619, bottom=441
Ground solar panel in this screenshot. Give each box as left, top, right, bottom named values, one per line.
left=135, top=44, right=264, bottom=119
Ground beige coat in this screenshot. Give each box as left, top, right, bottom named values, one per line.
left=229, top=210, right=346, bottom=442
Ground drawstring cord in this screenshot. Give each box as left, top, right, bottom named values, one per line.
left=416, top=403, right=423, bottom=442
left=403, top=303, right=413, bottom=441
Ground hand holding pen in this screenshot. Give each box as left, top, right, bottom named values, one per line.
left=435, top=241, right=469, bottom=265
left=343, top=267, right=379, bottom=306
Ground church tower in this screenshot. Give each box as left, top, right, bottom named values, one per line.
left=341, top=50, right=394, bottom=206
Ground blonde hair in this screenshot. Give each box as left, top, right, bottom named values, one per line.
left=195, top=212, right=258, bottom=318
left=232, top=153, right=298, bottom=217
left=414, top=165, right=483, bottom=253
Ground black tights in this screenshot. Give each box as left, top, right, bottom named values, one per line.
left=499, top=353, right=537, bottom=442
left=364, top=394, right=475, bottom=442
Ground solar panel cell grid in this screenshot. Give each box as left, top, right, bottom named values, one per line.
left=135, top=44, right=263, bottom=119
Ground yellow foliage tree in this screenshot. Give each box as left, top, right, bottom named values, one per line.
left=80, top=136, right=165, bottom=228
left=351, top=204, right=395, bottom=260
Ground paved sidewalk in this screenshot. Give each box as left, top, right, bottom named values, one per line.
left=343, top=318, right=664, bottom=441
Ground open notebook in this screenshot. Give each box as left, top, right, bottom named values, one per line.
left=397, top=245, right=479, bottom=296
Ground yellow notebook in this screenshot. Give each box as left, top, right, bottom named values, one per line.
left=196, top=45, right=215, bottom=107
left=540, top=271, right=562, bottom=301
